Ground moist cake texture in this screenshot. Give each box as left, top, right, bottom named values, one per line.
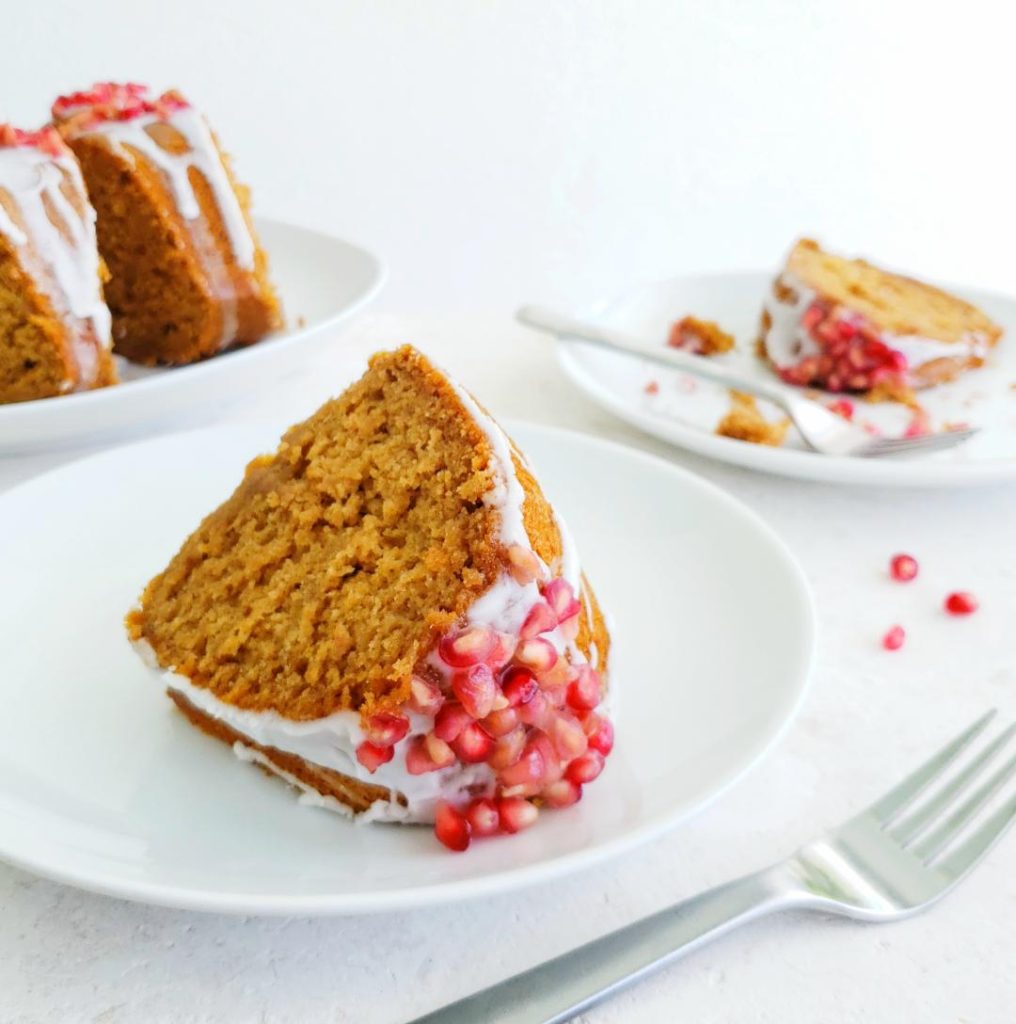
left=53, top=82, right=281, bottom=365
left=0, top=124, right=115, bottom=403
left=758, top=238, right=1002, bottom=394
left=128, top=346, right=612, bottom=850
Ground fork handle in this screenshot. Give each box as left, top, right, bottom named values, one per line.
left=516, top=304, right=792, bottom=408
left=408, top=865, right=803, bottom=1024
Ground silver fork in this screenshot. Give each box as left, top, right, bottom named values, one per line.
left=411, top=709, right=1015, bottom=1024
left=516, top=305, right=980, bottom=458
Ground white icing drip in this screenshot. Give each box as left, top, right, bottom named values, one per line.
left=0, top=146, right=112, bottom=381
left=136, top=639, right=492, bottom=823
left=96, top=108, right=255, bottom=268
left=762, top=270, right=989, bottom=379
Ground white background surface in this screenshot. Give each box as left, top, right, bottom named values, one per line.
left=1, top=319, right=1014, bottom=1023
left=2, top=0, right=1015, bottom=310
left=1, top=2, right=1014, bottom=1020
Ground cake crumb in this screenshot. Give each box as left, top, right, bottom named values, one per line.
left=716, top=390, right=790, bottom=446
left=668, top=316, right=735, bottom=356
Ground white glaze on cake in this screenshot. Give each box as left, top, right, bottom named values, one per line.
left=762, top=270, right=989, bottom=381
left=0, top=144, right=111, bottom=388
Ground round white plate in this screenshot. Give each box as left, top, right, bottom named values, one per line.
left=558, top=271, right=1016, bottom=486
left=0, top=421, right=814, bottom=914
left=0, top=218, right=385, bottom=456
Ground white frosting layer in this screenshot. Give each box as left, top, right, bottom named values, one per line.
left=0, top=145, right=112, bottom=387
left=762, top=270, right=988, bottom=379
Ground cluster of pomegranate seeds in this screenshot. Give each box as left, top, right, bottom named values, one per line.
left=882, top=625, right=906, bottom=651
left=778, top=301, right=908, bottom=393
left=0, top=124, right=66, bottom=157
left=889, top=553, right=919, bottom=582
left=52, top=82, right=189, bottom=127
left=944, top=591, right=979, bottom=616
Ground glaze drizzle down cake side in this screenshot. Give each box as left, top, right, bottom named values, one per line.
left=52, top=82, right=282, bottom=365
left=127, top=347, right=613, bottom=851
left=0, top=124, right=115, bottom=403
left=758, top=239, right=1003, bottom=395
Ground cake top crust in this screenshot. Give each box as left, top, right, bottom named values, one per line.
left=52, top=82, right=190, bottom=132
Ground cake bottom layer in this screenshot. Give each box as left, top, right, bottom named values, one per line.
left=168, top=689, right=405, bottom=816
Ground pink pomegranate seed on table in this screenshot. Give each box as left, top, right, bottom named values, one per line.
left=882, top=625, right=906, bottom=651
left=944, top=591, right=979, bottom=616
left=889, top=554, right=919, bottom=582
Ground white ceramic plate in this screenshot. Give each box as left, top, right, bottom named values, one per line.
left=557, top=271, right=1016, bottom=486
left=0, top=219, right=384, bottom=455
left=0, top=421, right=814, bottom=914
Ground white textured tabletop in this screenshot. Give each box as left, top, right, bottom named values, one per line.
left=1, top=316, right=1013, bottom=1024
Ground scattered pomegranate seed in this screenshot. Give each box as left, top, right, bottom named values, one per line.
left=543, top=579, right=581, bottom=623
left=452, top=721, right=495, bottom=763
left=944, top=591, right=979, bottom=616
left=566, top=665, right=602, bottom=711
left=487, top=726, right=527, bottom=769
left=501, top=666, right=538, bottom=706
left=566, top=750, right=605, bottom=785
left=481, top=705, right=520, bottom=737
left=644, top=380, right=660, bottom=395
left=541, top=779, right=583, bottom=808
left=889, top=553, right=919, bottom=583
left=520, top=601, right=557, bottom=640
left=355, top=740, right=394, bottom=774
left=452, top=663, right=500, bottom=719
left=515, top=637, right=558, bottom=673
left=434, top=802, right=471, bottom=852
left=364, top=712, right=410, bottom=747
left=465, top=798, right=500, bottom=837
left=827, top=398, right=854, bottom=420
left=507, top=545, right=543, bottom=585
left=439, top=626, right=496, bottom=668
left=498, top=797, right=539, bottom=833
left=407, top=675, right=444, bottom=715
left=882, top=625, right=906, bottom=651
left=583, top=713, right=615, bottom=756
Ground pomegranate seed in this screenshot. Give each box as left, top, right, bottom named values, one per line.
left=465, top=797, right=500, bottom=837
left=515, top=638, right=558, bottom=673
left=407, top=675, right=444, bottom=715
left=434, top=802, right=471, bottom=851
left=542, top=779, right=583, bottom=808
left=434, top=702, right=472, bottom=742
left=497, top=797, right=539, bottom=833
left=424, top=732, right=456, bottom=767
left=439, top=626, right=496, bottom=668
left=889, top=553, right=919, bottom=582
left=543, top=578, right=581, bottom=623
left=481, top=705, right=520, bottom=737
left=644, top=380, right=660, bottom=395
left=355, top=740, right=394, bottom=773
left=452, top=721, right=494, bottom=763
left=364, top=712, right=410, bottom=747
left=559, top=614, right=580, bottom=643
left=551, top=712, right=589, bottom=760
left=507, top=544, right=543, bottom=585
left=827, top=398, right=854, bottom=420
left=584, top=714, right=615, bottom=756
left=452, top=663, right=499, bottom=719
left=488, top=726, right=527, bottom=769
left=566, top=665, right=602, bottom=711
left=486, top=631, right=517, bottom=671
left=498, top=741, right=546, bottom=788
left=566, top=750, right=605, bottom=784
left=516, top=688, right=553, bottom=728
left=405, top=736, right=446, bottom=774
left=501, top=666, right=538, bottom=706
left=528, top=731, right=563, bottom=785
left=945, top=591, right=979, bottom=616
left=882, top=625, right=906, bottom=651
left=520, top=600, right=557, bottom=640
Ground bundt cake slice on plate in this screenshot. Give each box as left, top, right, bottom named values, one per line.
left=52, top=82, right=282, bottom=366
left=0, top=124, right=115, bottom=403
left=758, top=238, right=1002, bottom=394
left=127, top=346, right=613, bottom=852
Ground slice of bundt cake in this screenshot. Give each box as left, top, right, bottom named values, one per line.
left=758, top=239, right=1002, bottom=394
left=0, top=124, right=115, bottom=403
left=127, top=346, right=613, bottom=851
left=52, top=83, right=282, bottom=366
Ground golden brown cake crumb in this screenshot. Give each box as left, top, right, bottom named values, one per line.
left=716, top=390, right=790, bottom=446
left=668, top=315, right=735, bottom=355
